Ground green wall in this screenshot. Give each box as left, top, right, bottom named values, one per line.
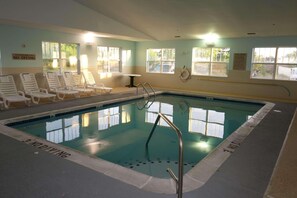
left=136, top=36, right=297, bottom=71
left=0, top=24, right=136, bottom=70
left=1, top=23, right=297, bottom=102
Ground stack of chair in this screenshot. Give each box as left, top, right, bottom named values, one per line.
left=63, top=71, right=93, bottom=96
left=45, top=72, right=79, bottom=100
left=82, top=71, right=112, bottom=94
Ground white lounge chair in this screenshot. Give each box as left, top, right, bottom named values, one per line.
left=82, top=71, right=112, bottom=94
left=45, top=72, right=79, bottom=100
left=63, top=71, right=93, bottom=96
left=0, top=101, right=3, bottom=110
left=0, top=75, right=31, bottom=108
left=20, top=73, right=56, bottom=104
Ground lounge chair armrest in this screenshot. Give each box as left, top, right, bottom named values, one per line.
left=17, top=91, right=25, bottom=97
left=51, top=87, right=58, bottom=92
left=65, top=86, right=74, bottom=90
left=98, top=83, right=105, bottom=87
left=39, top=88, right=49, bottom=94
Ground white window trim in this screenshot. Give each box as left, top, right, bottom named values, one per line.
left=146, top=48, right=176, bottom=74
left=251, top=47, right=297, bottom=81
left=42, top=41, right=80, bottom=74
left=192, top=47, right=230, bottom=77
left=97, top=46, right=122, bottom=73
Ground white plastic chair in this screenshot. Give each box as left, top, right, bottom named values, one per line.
left=45, top=72, right=79, bottom=100
left=0, top=75, right=31, bottom=108
left=82, top=71, right=112, bottom=94
left=63, top=71, right=93, bottom=96
left=20, top=73, right=56, bottom=104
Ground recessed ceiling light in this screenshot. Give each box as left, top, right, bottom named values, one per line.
left=83, top=32, right=95, bottom=44
left=199, top=33, right=219, bottom=47
left=200, top=33, right=219, bottom=40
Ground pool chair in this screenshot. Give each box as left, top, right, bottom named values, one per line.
left=0, top=75, right=31, bottom=108
left=45, top=72, right=79, bottom=100
left=0, top=101, right=3, bottom=110
left=20, top=73, right=56, bottom=104
left=82, top=71, right=112, bottom=94
left=63, top=71, right=93, bottom=96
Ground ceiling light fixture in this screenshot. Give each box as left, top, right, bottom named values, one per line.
left=83, top=32, right=96, bottom=45
left=201, top=33, right=219, bottom=47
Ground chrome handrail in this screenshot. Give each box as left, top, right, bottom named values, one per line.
left=136, top=96, right=155, bottom=110
left=143, top=82, right=156, bottom=97
left=136, top=83, right=149, bottom=97
left=136, top=82, right=156, bottom=98
left=145, top=113, right=183, bottom=198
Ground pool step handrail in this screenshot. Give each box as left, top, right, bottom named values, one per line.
left=136, top=82, right=156, bottom=110
left=136, top=82, right=156, bottom=98
left=136, top=96, right=155, bottom=110
left=145, top=113, right=183, bottom=198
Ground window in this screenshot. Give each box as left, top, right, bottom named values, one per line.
left=97, top=46, right=121, bottom=73
left=42, top=41, right=79, bottom=73
left=192, top=47, right=230, bottom=77
left=146, top=48, right=175, bottom=73
left=251, top=47, right=297, bottom=81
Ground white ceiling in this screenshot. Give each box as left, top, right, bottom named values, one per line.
left=73, top=0, right=297, bottom=41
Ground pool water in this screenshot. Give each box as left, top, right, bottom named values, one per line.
left=11, top=94, right=263, bottom=178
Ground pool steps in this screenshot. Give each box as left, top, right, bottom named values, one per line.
left=146, top=112, right=183, bottom=198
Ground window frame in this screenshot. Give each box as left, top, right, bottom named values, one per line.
left=146, top=48, right=176, bottom=74
left=191, top=47, right=230, bottom=77
left=251, top=47, right=297, bottom=81
left=97, top=46, right=122, bottom=73
left=42, top=41, right=80, bottom=73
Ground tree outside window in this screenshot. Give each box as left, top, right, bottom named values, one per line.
left=42, top=41, right=79, bottom=73
left=192, top=47, right=230, bottom=77
left=146, top=48, right=175, bottom=74
left=97, top=46, right=121, bottom=73
left=251, top=47, right=297, bottom=81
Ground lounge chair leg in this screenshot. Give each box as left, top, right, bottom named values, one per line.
left=32, top=96, right=39, bottom=104
left=26, top=100, right=31, bottom=106
left=4, top=100, right=9, bottom=109
left=57, top=93, right=64, bottom=100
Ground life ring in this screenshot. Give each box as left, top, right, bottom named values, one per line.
left=180, top=66, right=191, bottom=81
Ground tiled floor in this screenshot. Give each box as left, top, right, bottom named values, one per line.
left=0, top=88, right=296, bottom=198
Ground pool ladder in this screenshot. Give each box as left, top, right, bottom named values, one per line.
left=145, top=113, right=184, bottom=198
left=136, top=82, right=156, bottom=98
left=136, top=82, right=156, bottom=110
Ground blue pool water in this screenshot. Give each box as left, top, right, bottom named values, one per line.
left=10, top=94, right=263, bottom=178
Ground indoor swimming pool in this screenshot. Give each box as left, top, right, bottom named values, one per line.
left=3, top=92, right=274, bottom=193
left=10, top=94, right=264, bottom=179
